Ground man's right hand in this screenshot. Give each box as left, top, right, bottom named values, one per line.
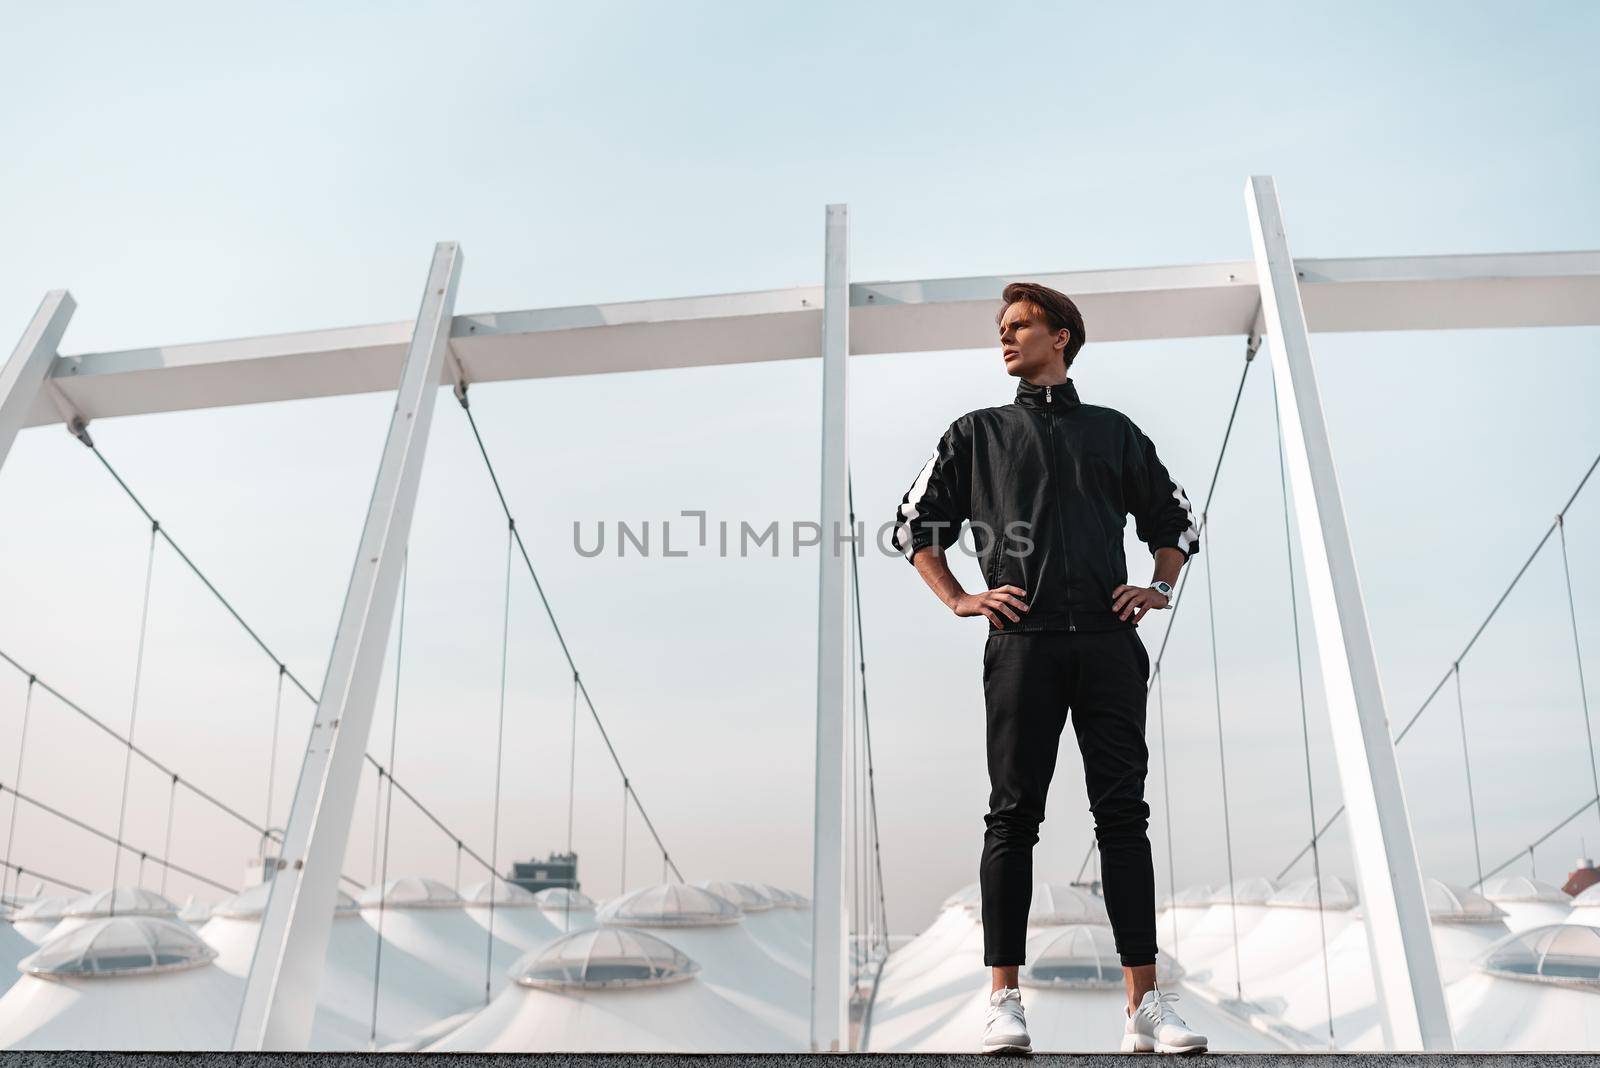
left=952, top=586, right=1030, bottom=629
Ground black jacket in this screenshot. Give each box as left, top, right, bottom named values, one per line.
left=892, top=376, right=1200, bottom=632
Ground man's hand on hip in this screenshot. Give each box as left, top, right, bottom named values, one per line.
left=1112, top=584, right=1170, bottom=624
left=953, top=586, right=1031, bottom=630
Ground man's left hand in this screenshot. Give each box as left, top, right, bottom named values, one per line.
left=1111, top=584, right=1170, bottom=623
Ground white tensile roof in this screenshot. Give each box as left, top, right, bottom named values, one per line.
left=356, top=878, right=523, bottom=1006
left=1446, top=924, right=1600, bottom=1050
left=0, top=917, right=239, bottom=1050
left=866, top=886, right=1274, bottom=1053
left=423, top=926, right=797, bottom=1052
left=202, top=883, right=489, bottom=1048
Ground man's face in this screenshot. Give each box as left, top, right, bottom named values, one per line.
left=998, top=300, right=1069, bottom=381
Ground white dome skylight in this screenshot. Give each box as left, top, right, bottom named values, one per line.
left=693, top=880, right=775, bottom=912
left=597, top=883, right=742, bottom=927
left=1480, top=924, right=1600, bottom=987
left=463, top=878, right=539, bottom=907
left=357, top=876, right=462, bottom=910
left=1421, top=879, right=1507, bottom=923
left=1480, top=874, right=1568, bottom=903
left=62, top=887, right=178, bottom=919
left=1269, top=874, right=1358, bottom=910
left=532, top=886, right=596, bottom=911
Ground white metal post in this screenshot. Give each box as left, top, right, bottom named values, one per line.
left=0, top=291, right=76, bottom=475
left=1245, top=176, right=1453, bottom=1051
left=231, top=242, right=463, bottom=1051
left=809, top=203, right=851, bottom=1052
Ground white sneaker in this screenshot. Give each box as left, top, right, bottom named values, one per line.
left=1121, top=988, right=1208, bottom=1054
left=981, top=986, right=1032, bottom=1054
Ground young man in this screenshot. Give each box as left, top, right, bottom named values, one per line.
left=892, top=282, right=1207, bottom=1055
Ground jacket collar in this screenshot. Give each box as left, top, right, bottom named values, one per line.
left=1014, top=375, right=1080, bottom=411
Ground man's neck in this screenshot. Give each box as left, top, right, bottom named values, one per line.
left=1022, top=369, right=1069, bottom=387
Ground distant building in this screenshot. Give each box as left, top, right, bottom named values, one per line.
left=510, top=850, right=579, bottom=893
left=1561, top=856, right=1599, bottom=897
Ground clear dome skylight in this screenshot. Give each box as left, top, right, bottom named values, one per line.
left=513, top=926, right=699, bottom=990
left=1019, top=925, right=1181, bottom=989
left=20, top=916, right=217, bottom=979
left=1481, top=924, right=1600, bottom=987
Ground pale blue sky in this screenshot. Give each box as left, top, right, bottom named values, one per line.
left=0, top=2, right=1596, bottom=934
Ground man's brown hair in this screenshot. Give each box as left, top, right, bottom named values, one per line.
left=996, top=281, right=1087, bottom=370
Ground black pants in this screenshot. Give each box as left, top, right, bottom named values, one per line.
left=980, top=627, right=1158, bottom=968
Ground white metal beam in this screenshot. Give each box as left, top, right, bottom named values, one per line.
left=809, top=203, right=851, bottom=1053
left=0, top=291, right=75, bottom=474
left=1245, top=176, right=1453, bottom=1050
left=21, top=250, right=1598, bottom=429
left=231, top=242, right=463, bottom=1051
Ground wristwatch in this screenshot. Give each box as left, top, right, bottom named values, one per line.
left=1152, top=580, right=1173, bottom=604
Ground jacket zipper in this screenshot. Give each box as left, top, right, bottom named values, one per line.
left=1043, top=387, right=1076, bottom=631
